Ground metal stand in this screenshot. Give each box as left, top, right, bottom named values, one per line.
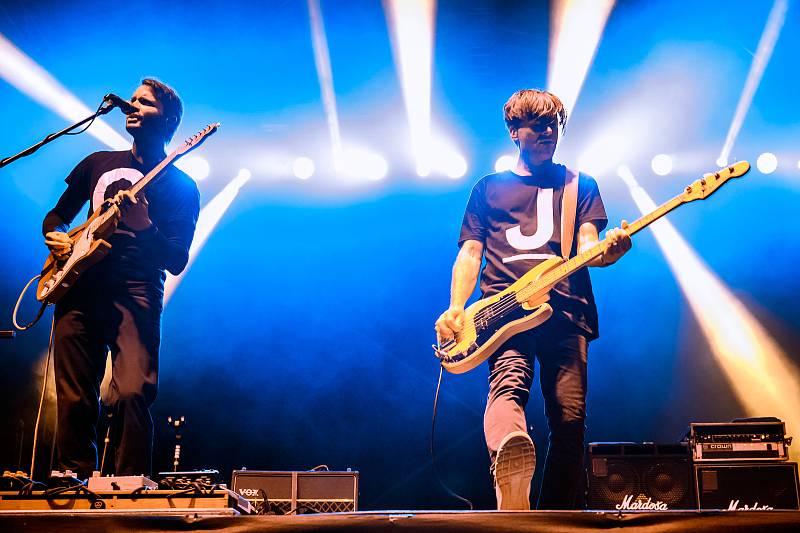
left=0, top=103, right=113, bottom=169
left=167, top=416, right=185, bottom=472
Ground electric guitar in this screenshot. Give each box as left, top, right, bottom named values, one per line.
left=37, top=123, right=220, bottom=304
left=434, top=161, right=751, bottom=374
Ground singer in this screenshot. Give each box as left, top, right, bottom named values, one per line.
left=42, top=78, right=200, bottom=479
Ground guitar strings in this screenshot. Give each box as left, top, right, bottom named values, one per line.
left=471, top=243, right=606, bottom=331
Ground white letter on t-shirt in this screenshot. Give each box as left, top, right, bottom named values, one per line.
left=505, top=188, right=554, bottom=251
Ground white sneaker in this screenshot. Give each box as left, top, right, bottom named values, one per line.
left=493, top=431, right=536, bottom=510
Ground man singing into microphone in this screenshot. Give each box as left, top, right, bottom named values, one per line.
left=42, top=78, right=199, bottom=479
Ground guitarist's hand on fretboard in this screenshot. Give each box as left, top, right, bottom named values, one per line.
left=598, top=220, right=632, bottom=266
left=112, top=190, right=153, bottom=232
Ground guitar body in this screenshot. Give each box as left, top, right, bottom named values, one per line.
left=37, top=209, right=118, bottom=303
left=438, top=257, right=564, bottom=374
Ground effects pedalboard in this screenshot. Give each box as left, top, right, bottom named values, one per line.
left=0, top=469, right=252, bottom=515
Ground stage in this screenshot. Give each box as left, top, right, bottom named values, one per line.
left=2, top=510, right=800, bottom=533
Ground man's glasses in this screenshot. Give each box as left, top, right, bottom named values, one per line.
left=530, top=118, right=559, bottom=133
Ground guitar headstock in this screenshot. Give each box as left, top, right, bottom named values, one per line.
left=681, top=161, right=750, bottom=203
left=176, top=123, right=220, bottom=156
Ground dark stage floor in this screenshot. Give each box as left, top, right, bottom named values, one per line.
left=2, top=510, right=800, bottom=533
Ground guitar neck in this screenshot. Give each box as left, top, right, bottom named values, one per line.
left=130, top=149, right=182, bottom=198
left=517, top=192, right=685, bottom=301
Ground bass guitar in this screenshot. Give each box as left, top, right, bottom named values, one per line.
left=37, top=123, right=219, bottom=304
left=434, top=161, right=750, bottom=374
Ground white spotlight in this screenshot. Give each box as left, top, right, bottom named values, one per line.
left=427, top=138, right=468, bottom=178
left=338, top=148, right=388, bottom=181
left=362, top=153, right=388, bottom=181
left=440, top=152, right=467, bottom=179
left=180, top=156, right=210, bottom=181
left=293, top=156, right=315, bottom=180
left=756, top=152, right=778, bottom=174
left=651, top=154, right=673, bottom=176
left=716, top=156, right=728, bottom=168
left=494, top=154, right=516, bottom=173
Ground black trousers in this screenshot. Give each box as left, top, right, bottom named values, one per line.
left=53, top=274, right=162, bottom=479
left=484, top=319, right=588, bottom=510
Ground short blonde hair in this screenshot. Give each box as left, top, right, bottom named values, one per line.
left=503, top=89, right=568, bottom=132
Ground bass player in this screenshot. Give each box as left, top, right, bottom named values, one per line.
left=434, top=89, right=631, bottom=510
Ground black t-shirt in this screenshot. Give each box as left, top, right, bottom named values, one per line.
left=42, top=150, right=200, bottom=288
left=458, top=162, right=608, bottom=339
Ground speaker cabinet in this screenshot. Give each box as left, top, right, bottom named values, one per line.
left=587, top=443, right=696, bottom=510
left=231, top=470, right=358, bottom=514
left=695, top=462, right=799, bottom=510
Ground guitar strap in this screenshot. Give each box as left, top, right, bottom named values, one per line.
left=560, top=167, right=579, bottom=259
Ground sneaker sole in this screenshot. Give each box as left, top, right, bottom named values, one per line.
left=495, top=432, right=536, bottom=510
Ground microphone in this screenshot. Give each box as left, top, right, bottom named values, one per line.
left=103, top=93, right=137, bottom=115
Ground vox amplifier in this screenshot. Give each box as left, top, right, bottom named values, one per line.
left=231, top=470, right=358, bottom=514
left=587, top=443, right=696, bottom=510
left=695, top=462, right=799, bottom=510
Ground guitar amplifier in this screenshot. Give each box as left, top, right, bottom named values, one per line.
left=689, top=420, right=790, bottom=462
left=231, top=470, right=358, bottom=514
left=587, top=443, right=696, bottom=510
left=695, top=462, right=799, bottom=510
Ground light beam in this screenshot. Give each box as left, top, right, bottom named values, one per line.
left=307, top=0, right=343, bottom=164
left=0, top=33, right=128, bottom=150
left=548, top=0, right=615, bottom=117
left=618, top=165, right=800, bottom=461
left=164, top=169, right=252, bottom=303
left=716, top=0, right=788, bottom=167
left=385, top=0, right=437, bottom=176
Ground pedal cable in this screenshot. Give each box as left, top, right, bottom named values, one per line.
left=431, top=364, right=473, bottom=509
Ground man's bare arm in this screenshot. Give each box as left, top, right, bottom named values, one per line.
left=435, top=239, right=484, bottom=341
left=579, top=221, right=632, bottom=267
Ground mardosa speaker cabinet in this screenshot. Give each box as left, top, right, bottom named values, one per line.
left=587, top=443, right=696, bottom=510
left=695, top=462, right=799, bottom=510
left=231, top=470, right=358, bottom=514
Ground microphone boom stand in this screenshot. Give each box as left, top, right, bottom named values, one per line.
left=0, top=103, right=114, bottom=169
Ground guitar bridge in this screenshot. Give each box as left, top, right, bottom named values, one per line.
left=432, top=342, right=456, bottom=362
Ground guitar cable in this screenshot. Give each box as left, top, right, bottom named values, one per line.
left=431, top=364, right=474, bottom=510
left=12, top=274, right=48, bottom=331
left=30, top=315, right=56, bottom=480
